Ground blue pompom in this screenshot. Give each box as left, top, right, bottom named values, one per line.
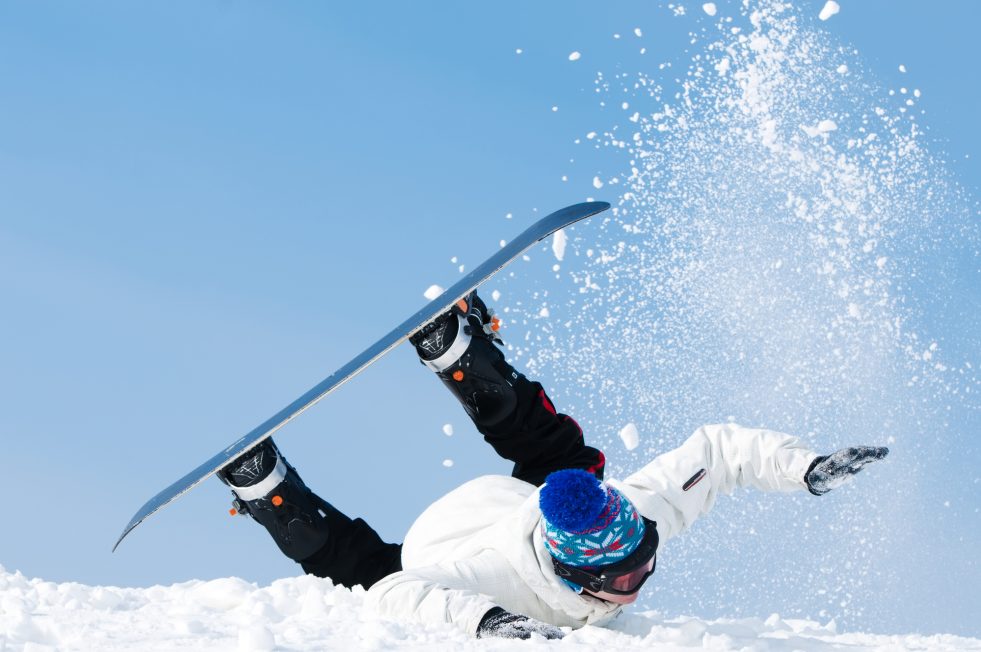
left=539, top=469, right=608, bottom=533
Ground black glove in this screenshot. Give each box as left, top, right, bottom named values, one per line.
left=476, top=607, right=565, bottom=640
left=806, top=446, right=889, bottom=495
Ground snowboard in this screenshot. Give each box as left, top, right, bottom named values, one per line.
left=114, top=201, right=611, bottom=550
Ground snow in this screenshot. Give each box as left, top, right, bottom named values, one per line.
left=1, top=566, right=977, bottom=651
left=818, top=1, right=840, bottom=21
left=423, top=284, right=444, bottom=300
left=442, top=423, right=454, bottom=436
left=619, top=422, right=640, bottom=450
left=509, top=0, right=977, bottom=631
left=592, top=175, right=604, bottom=189
left=442, top=459, right=454, bottom=467
left=633, top=27, right=643, bottom=37
left=703, top=3, right=718, bottom=16
left=801, top=119, right=838, bottom=137
left=568, top=51, right=581, bottom=61
left=552, top=229, right=568, bottom=261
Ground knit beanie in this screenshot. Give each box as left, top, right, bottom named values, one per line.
left=539, top=468, right=646, bottom=568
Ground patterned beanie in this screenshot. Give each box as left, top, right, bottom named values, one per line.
left=539, top=468, right=646, bottom=568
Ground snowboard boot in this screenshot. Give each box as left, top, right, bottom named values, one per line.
left=218, top=438, right=330, bottom=563
left=410, top=291, right=521, bottom=429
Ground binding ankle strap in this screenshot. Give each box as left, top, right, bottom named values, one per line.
left=422, top=315, right=472, bottom=372
left=230, top=455, right=288, bottom=501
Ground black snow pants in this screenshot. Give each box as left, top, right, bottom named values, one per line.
left=297, top=375, right=605, bottom=589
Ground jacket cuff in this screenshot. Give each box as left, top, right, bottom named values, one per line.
left=804, top=455, right=828, bottom=496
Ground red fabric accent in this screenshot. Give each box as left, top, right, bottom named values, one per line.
left=587, top=451, right=606, bottom=476
left=539, top=390, right=557, bottom=415
left=579, top=491, right=621, bottom=534
left=583, top=539, right=625, bottom=557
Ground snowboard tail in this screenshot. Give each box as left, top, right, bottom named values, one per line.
left=114, top=201, right=610, bottom=551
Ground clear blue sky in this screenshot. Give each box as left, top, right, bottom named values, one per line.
left=1, top=0, right=977, bottom=638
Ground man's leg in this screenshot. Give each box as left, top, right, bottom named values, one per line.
left=220, top=438, right=402, bottom=589
left=411, top=292, right=605, bottom=486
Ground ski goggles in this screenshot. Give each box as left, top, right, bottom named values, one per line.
left=550, top=516, right=659, bottom=596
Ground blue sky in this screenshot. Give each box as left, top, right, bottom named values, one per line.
left=1, top=0, right=977, bottom=638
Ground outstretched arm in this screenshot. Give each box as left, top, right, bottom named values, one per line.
left=615, top=424, right=885, bottom=542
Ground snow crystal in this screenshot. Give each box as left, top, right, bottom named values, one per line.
left=899, top=64, right=907, bottom=73
left=801, top=119, right=838, bottom=137
left=442, top=423, right=454, bottom=436
left=586, top=131, right=597, bottom=139
left=634, top=27, right=643, bottom=37
left=538, top=306, right=550, bottom=317
left=551, top=105, right=558, bottom=112
left=442, top=459, right=454, bottom=467
left=703, top=3, right=718, bottom=16
left=552, top=229, right=568, bottom=261
left=592, top=176, right=604, bottom=189
left=836, top=64, right=848, bottom=74
left=818, top=1, right=840, bottom=20
left=500, top=239, right=507, bottom=247
left=491, top=289, right=501, bottom=302
left=423, top=284, right=444, bottom=300
left=568, top=51, right=581, bottom=61
left=619, top=422, right=640, bottom=450
left=515, top=48, right=522, bottom=54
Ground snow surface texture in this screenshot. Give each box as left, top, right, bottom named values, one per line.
left=499, top=0, right=977, bottom=635
left=3, top=566, right=978, bottom=652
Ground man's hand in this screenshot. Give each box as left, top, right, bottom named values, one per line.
left=806, top=446, right=889, bottom=495
left=476, top=607, right=565, bottom=640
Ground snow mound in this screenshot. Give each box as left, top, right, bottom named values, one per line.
left=1, top=566, right=976, bottom=651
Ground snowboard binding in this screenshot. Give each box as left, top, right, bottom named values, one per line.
left=410, top=291, right=520, bottom=429
left=218, top=438, right=330, bottom=562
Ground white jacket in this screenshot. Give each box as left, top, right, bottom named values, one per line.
left=365, top=424, right=817, bottom=635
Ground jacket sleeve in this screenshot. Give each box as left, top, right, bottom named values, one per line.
left=615, top=423, right=818, bottom=542
left=364, top=549, right=519, bottom=636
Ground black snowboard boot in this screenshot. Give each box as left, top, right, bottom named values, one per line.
left=218, top=438, right=330, bottom=563
left=410, top=291, right=520, bottom=429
